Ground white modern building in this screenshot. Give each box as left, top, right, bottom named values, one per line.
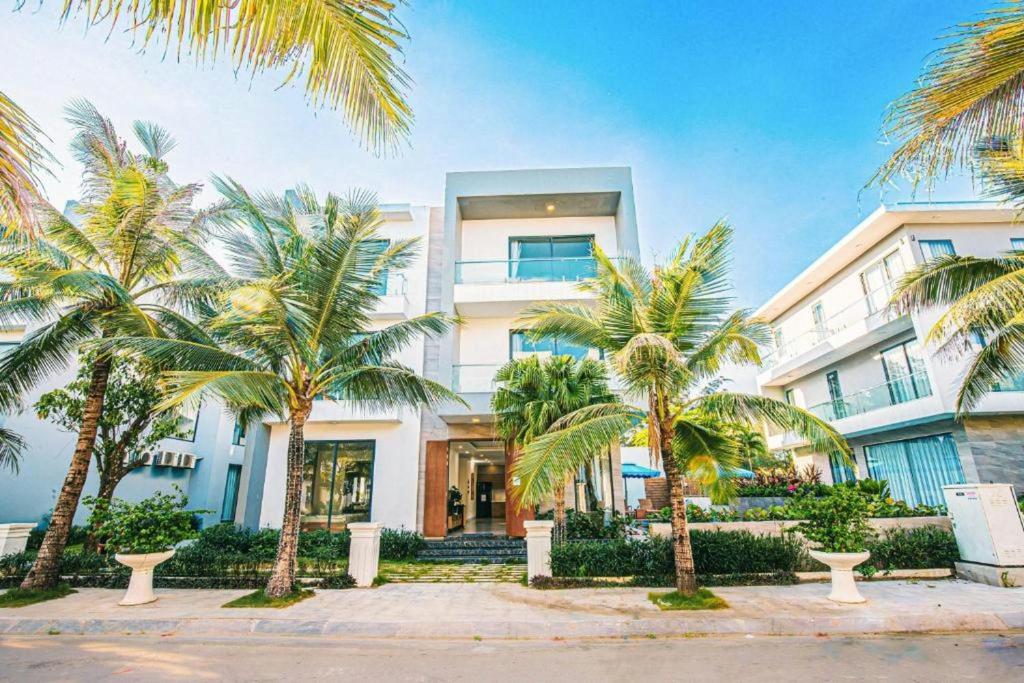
left=0, top=167, right=641, bottom=539
left=756, top=202, right=1024, bottom=507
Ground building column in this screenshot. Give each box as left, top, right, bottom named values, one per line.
left=505, top=444, right=534, bottom=538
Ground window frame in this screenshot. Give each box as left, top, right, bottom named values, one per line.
left=918, top=239, right=956, bottom=260
left=508, top=329, right=604, bottom=361
left=300, top=439, right=376, bottom=532
left=220, top=464, right=243, bottom=523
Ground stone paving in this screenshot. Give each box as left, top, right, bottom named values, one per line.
left=2, top=580, right=1023, bottom=640
left=381, top=562, right=526, bottom=583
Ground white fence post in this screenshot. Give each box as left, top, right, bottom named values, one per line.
left=348, top=522, right=382, bottom=587
left=0, top=523, right=36, bottom=556
left=524, top=520, right=554, bottom=582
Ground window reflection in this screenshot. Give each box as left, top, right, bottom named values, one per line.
left=300, top=440, right=374, bottom=531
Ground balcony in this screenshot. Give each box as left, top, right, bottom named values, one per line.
left=370, top=273, right=409, bottom=319
left=758, top=283, right=913, bottom=386
left=452, top=257, right=605, bottom=315
left=261, top=397, right=404, bottom=424
left=452, top=363, right=503, bottom=394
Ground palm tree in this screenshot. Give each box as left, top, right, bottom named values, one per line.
left=34, top=1, right=412, bottom=151
left=0, top=101, right=225, bottom=590
left=0, top=90, right=55, bottom=233
left=492, top=354, right=616, bottom=544
left=108, top=179, right=462, bottom=598
left=514, top=223, right=851, bottom=595
left=872, top=2, right=1024, bottom=190
left=891, top=246, right=1024, bottom=413
left=729, top=423, right=770, bottom=471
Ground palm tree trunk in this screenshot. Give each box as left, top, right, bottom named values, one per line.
left=662, top=425, right=697, bottom=595
left=553, top=482, right=567, bottom=545
left=20, top=355, right=112, bottom=590
left=265, top=403, right=311, bottom=599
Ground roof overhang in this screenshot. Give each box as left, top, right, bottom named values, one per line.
left=755, top=202, right=1018, bottom=322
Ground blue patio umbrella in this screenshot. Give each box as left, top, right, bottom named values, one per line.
left=621, top=463, right=662, bottom=509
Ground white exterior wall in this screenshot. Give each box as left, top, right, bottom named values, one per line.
left=458, top=216, right=618, bottom=260
left=250, top=207, right=431, bottom=532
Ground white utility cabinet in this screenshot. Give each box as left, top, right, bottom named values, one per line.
left=943, top=484, right=1024, bottom=567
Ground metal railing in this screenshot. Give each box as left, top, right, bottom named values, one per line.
left=762, top=282, right=903, bottom=369
left=454, top=256, right=608, bottom=285
left=808, top=371, right=933, bottom=422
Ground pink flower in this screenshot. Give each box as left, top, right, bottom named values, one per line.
left=787, top=484, right=796, bottom=492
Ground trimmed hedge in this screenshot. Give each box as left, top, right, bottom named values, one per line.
left=867, top=527, right=960, bottom=570
left=550, top=531, right=804, bottom=580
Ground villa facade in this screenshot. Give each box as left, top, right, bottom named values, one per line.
left=755, top=202, right=1024, bottom=507
left=0, top=167, right=640, bottom=539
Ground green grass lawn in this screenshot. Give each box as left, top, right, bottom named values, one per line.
left=0, top=583, right=76, bottom=608
left=648, top=588, right=729, bottom=611
left=222, top=588, right=315, bottom=609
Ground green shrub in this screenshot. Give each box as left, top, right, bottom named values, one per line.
left=298, top=528, right=350, bottom=560
left=867, top=527, right=960, bottom=570
left=380, top=529, right=425, bottom=560
left=536, top=509, right=633, bottom=539
left=85, top=488, right=207, bottom=554
left=794, top=485, right=873, bottom=553
left=550, top=531, right=804, bottom=580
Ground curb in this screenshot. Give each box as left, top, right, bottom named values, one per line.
left=3, top=611, right=1022, bottom=640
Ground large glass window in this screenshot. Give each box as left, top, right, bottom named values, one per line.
left=231, top=421, right=246, bottom=447
left=301, top=440, right=374, bottom=531
left=574, top=449, right=614, bottom=513
left=860, top=250, right=906, bottom=314
left=879, top=339, right=931, bottom=404
left=919, top=239, right=956, bottom=260
left=366, top=239, right=390, bottom=295
left=829, top=453, right=855, bottom=484
left=1011, top=238, right=1024, bottom=251
left=220, top=464, right=242, bottom=522
left=171, top=405, right=200, bottom=442
left=510, top=330, right=600, bottom=361
left=509, top=236, right=595, bottom=281
left=865, top=434, right=964, bottom=507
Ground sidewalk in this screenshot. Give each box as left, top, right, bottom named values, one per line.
left=2, top=580, right=1023, bottom=640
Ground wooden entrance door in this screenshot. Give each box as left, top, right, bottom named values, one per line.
left=504, top=444, right=534, bottom=538
left=423, top=441, right=448, bottom=538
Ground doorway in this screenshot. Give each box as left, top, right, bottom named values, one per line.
left=447, top=440, right=506, bottom=535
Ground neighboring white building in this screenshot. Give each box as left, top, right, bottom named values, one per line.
left=755, top=202, right=1024, bottom=507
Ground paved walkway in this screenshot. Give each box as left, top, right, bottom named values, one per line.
left=2, top=580, right=1023, bottom=640
left=381, top=562, right=526, bottom=583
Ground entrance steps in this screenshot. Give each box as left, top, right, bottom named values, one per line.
left=416, top=534, right=527, bottom=565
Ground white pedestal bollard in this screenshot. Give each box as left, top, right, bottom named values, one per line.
left=809, top=550, right=870, bottom=604
left=115, top=550, right=176, bottom=606
left=524, top=520, right=554, bottom=582
left=0, top=523, right=36, bottom=556
left=348, top=522, right=383, bottom=588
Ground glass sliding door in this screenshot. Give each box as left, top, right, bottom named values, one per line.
left=509, top=236, right=594, bottom=282
left=301, top=440, right=375, bottom=531
left=880, top=340, right=931, bottom=405
left=865, top=433, right=964, bottom=507
left=826, top=370, right=846, bottom=419
left=509, top=330, right=600, bottom=360
left=220, top=464, right=242, bottom=522
left=860, top=250, right=906, bottom=314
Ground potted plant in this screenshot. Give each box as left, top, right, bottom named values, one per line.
left=85, top=487, right=203, bottom=606
left=795, top=485, right=874, bottom=603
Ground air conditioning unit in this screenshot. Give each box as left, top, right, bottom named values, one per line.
left=154, top=451, right=198, bottom=469
left=125, top=452, right=155, bottom=466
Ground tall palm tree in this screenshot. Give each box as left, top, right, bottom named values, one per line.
left=0, top=101, right=225, bottom=590
left=891, top=246, right=1024, bottom=413
left=109, top=179, right=462, bottom=598
left=33, top=1, right=412, bottom=151
left=492, top=354, right=616, bottom=544
left=0, top=90, right=55, bottom=233
left=514, top=223, right=850, bottom=595
left=729, top=423, right=770, bottom=472
left=872, top=2, right=1024, bottom=190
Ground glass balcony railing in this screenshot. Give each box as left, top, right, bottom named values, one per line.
left=762, top=282, right=902, bottom=369
left=451, top=364, right=503, bottom=393
left=454, top=257, right=605, bottom=285
left=808, top=371, right=933, bottom=422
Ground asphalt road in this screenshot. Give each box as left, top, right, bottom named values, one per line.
left=1, top=633, right=1022, bottom=681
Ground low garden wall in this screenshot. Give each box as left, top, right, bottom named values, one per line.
left=688, top=516, right=951, bottom=537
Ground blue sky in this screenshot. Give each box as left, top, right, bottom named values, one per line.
left=0, top=1, right=989, bottom=307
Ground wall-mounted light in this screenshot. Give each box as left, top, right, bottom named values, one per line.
left=545, top=202, right=556, bottom=213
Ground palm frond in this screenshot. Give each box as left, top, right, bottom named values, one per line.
left=0, top=426, right=26, bottom=474
left=57, top=1, right=413, bottom=152
left=0, top=90, right=55, bottom=234
left=872, top=2, right=1024, bottom=189
left=955, top=318, right=1024, bottom=413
